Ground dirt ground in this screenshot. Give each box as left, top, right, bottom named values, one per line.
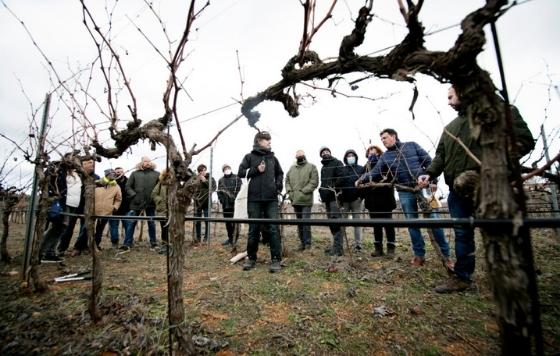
left=1, top=219, right=559, bottom=355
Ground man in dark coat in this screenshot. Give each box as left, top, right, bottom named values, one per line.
left=191, top=164, right=217, bottom=243
left=319, top=146, right=345, bottom=256
left=357, top=128, right=452, bottom=267
left=109, top=166, right=129, bottom=247
left=121, top=156, right=159, bottom=251
left=218, top=164, right=242, bottom=246
left=419, top=86, right=535, bottom=293
left=238, top=131, right=284, bottom=273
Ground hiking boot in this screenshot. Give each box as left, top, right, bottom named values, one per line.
left=41, top=255, right=64, bottom=263
left=386, top=244, right=396, bottom=257
left=410, top=256, right=425, bottom=267
left=434, top=276, right=472, bottom=294
left=242, top=259, right=256, bottom=271
left=371, top=244, right=384, bottom=257
left=269, top=260, right=281, bottom=273
left=118, top=245, right=130, bottom=252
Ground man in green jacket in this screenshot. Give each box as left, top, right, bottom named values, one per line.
left=285, top=150, right=319, bottom=251
left=419, top=86, right=534, bottom=293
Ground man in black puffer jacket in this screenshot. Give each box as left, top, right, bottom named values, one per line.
left=319, top=146, right=345, bottom=256
left=238, top=131, right=284, bottom=273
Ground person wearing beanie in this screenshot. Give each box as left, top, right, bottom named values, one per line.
left=218, top=164, right=243, bottom=246
left=238, top=130, right=284, bottom=273
left=319, top=146, right=345, bottom=256
left=340, top=149, right=366, bottom=251
left=285, top=150, right=318, bottom=251
left=93, top=169, right=122, bottom=250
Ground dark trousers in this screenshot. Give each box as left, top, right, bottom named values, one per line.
left=293, top=205, right=312, bottom=246
left=448, top=189, right=476, bottom=282
left=325, top=200, right=343, bottom=255
left=195, top=206, right=210, bottom=242
left=247, top=201, right=281, bottom=262
left=57, top=206, right=82, bottom=253
left=223, top=206, right=235, bottom=241
left=369, top=211, right=396, bottom=247
left=41, top=219, right=66, bottom=257
left=160, top=221, right=169, bottom=244
left=93, top=218, right=109, bottom=247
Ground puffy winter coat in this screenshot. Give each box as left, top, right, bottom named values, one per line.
left=339, top=149, right=365, bottom=203
left=359, top=140, right=431, bottom=188
left=319, top=156, right=344, bottom=203
left=285, top=160, right=319, bottom=206
left=126, top=165, right=159, bottom=210
left=94, top=180, right=122, bottom=216
left=361, top=155, right=396, bottom=212
left=218, top=174, right=242, bottom=209
left=238, top=147, right=284, bottom=202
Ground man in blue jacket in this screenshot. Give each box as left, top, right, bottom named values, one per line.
left=238, top=131, right=284, bottom=273
left=357, top=128, right=452, bottom=267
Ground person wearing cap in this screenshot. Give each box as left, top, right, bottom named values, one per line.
left=285, top=150, right=319, bottom=251
left=218, top=164, right=243, bottom=246
left=319, top=146, right=345, bottom=256
left=93, top=169, right=122, bottom=249
left=238, top=131, right=284, bottom=273
left=122, top=156, right=160, bottom=251
left=190, top=164, right=217, bottom=243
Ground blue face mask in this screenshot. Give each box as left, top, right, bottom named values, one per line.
left=347, top=156, right=356, bottom=165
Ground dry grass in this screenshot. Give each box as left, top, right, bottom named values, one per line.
left=1, top=220, right=559, bottom=355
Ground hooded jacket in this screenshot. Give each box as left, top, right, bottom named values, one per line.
left=358, top=140, right=431, bottom=189
left=285, top=158, right=319, bottom=206
left=319, top=154, right=344, bottom=203
left=339, top=149, right=365, bottom=203
left=125, top=161, right=159, bottom=210
left=238, top=146, right=284, bottom=202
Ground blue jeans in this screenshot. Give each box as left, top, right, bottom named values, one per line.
left=195, top=206, right=210, bottom=242
left=109, top=218, right=129, bottom=244
left=247, top=201, right=281, bottom=262
left=397, top=191, right=450, bottom=258
left=124, top=207, right=157, bottom=247
left=448, top=189, right=475, bottom=282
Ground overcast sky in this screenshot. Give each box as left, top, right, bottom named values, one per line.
left=1, top=0, right=559, bottom=197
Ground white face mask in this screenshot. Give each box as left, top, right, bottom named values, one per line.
left=224, top=169, right=232, bottom=175
left=347, top=156, right=356, bottom=165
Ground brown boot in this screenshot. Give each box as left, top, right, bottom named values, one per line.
left=434, top=276, right=472, bottom=293
left=410, top=256, right=425, bottom=267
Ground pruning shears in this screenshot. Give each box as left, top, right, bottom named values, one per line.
left=54, top=270, right=92, bottom=282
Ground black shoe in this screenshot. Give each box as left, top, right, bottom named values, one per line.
left=159, top=245, right=169, bottom=254
left=118, top=245, right=130, bottom=251
left=269, top=260, right=281, bottom=273
left=371, top=245, right=384, bottom=257
left=41, top=255, right=64, bottom=263
left=242, top=259, right=256, bottom=271
left=386, top=245, right=396, bottom=257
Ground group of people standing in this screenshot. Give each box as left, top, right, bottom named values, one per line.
left=39, top=86, right=534, bottom=294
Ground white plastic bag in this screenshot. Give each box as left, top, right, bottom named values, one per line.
left=233, top=178, right=249, bottom=219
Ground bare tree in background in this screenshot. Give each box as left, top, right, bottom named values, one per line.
left=241, top=0, right=543, bottom=354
